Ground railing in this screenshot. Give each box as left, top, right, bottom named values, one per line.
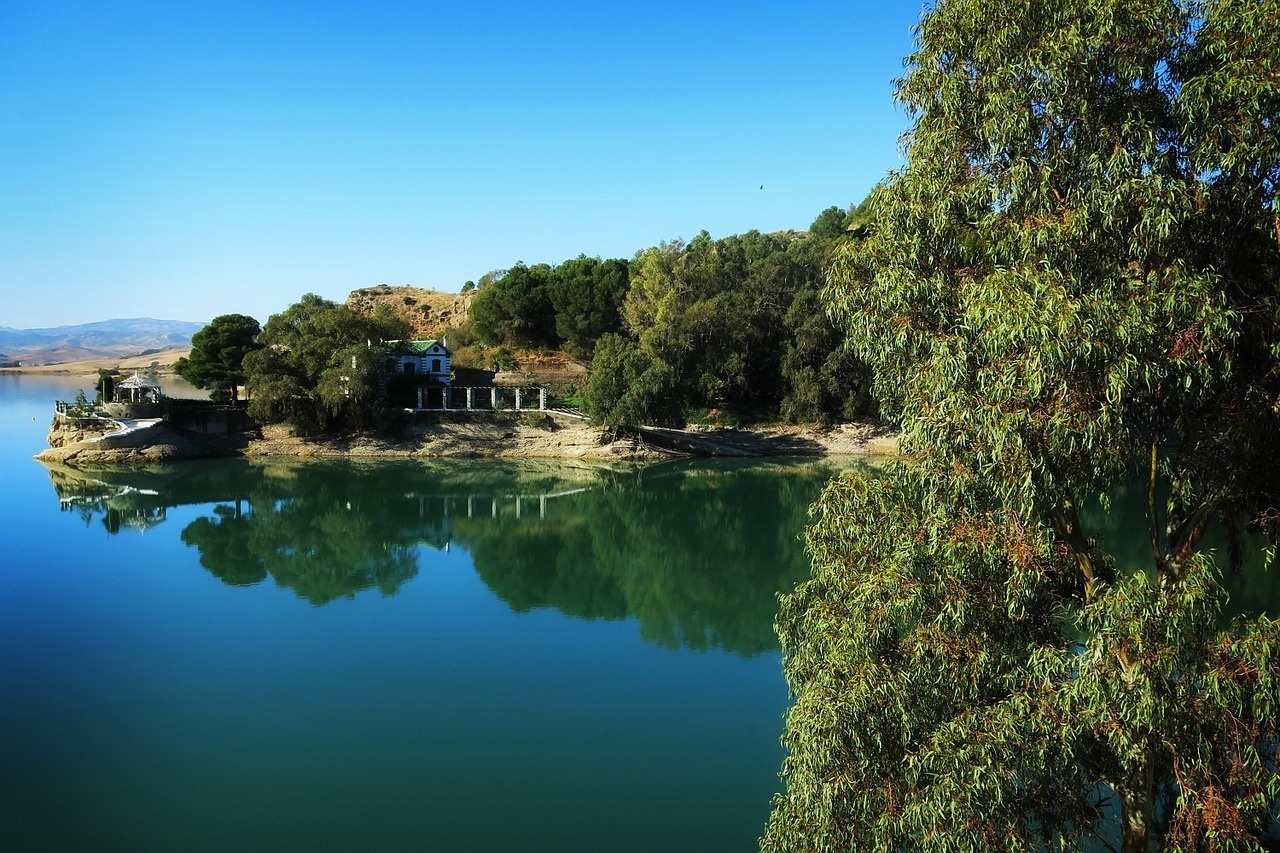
left=54, top=400, right=106, bottom=420
left=405, top=386, right=561, bottom=414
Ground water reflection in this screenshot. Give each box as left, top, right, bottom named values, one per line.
left=1081, top=480, right=1280, bottom=620
left=44, top=457, right=850, bottom=655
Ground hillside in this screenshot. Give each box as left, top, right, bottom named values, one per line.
left=344, top=285, right=474, bottom=339
left=0, top=346, right=192, bottom=378
left=0, top=318, right=204, bottom=367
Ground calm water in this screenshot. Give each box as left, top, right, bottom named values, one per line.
left=0, top=375, right=859, bottom=852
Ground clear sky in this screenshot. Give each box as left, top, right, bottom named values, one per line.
left=0, top=0, right=923, bottom=329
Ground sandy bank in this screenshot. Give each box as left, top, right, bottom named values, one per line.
left=35, top=411, right=898, bottom=466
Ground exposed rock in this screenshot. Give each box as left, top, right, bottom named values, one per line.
left=37, top=416, right=232, bottom=465
left=344, top=285, right=475, bottom=339
left=38, top=408, right=898, bottom=466
left=44, top=416, right=115, bottom=448
left=238, top=418, right=671, bottom=461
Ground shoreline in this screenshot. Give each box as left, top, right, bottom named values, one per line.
left=34, top=411, right=899, bottom=466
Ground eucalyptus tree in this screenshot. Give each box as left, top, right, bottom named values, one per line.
left=765, top=1, right=1280, bottom=851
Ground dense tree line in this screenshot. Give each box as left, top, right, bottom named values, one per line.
left=468, top=207, right=878, bottom=428
left=469, top=255, right=630, bottom=358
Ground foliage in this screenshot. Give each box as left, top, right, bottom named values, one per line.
left=585, top=227, right=876, bottom=428
left=546, top=255, right=631, bottom=357
left=765, top=1, right=1280, bottom=850
left=470, top=262, right=558, bottom=348
left=623, top=231, right=794, bottom=413
left=582, top=332, right=677, bottom=430
left=455, top=211, right=883, bottom=428
left=489, top=348, right=518, bottom=372
left=807, top=205, right=851, bottom=241
left=174, top=313, right=262, bottom=405
left=94, top=369, right=115, bottom=403
left=243, top=294, right=411, bottom=433
left=469, top=255, right=631, bottom=357
left=780, top=284, right=877, bottom=425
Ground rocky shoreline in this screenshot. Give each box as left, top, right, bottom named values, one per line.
left=35, top=411, right=898, bottom=466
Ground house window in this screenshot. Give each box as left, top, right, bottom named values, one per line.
left=431, top=359, right=441, bottom=373
left=404, top=362, right=416, bottom=376
left=385, top=357, right=396, bottom=373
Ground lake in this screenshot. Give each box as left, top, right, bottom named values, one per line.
left=0, top=375, right=863, bottom=852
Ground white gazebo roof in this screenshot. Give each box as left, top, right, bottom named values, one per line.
left=117, top=372, right=162, bottom=390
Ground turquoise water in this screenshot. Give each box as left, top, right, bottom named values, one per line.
left=0, top=375, right=855, bottom=851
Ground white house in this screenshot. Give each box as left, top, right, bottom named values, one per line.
left=384, top=340, right=451, bottom=384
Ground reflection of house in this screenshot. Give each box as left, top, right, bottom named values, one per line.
left=106, top=505, right=168, bottom=535
left=115, top=372, right=163, bottom=403
left=385, top=340, right=451, bottom=384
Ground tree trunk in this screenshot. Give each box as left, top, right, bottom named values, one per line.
left=1119, top=746, right=1155, bottom=852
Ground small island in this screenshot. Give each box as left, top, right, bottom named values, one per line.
left=37, top=381, right=897, bottom=466
left=35, top=224, right=896, bottom=466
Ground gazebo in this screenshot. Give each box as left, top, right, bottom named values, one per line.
left=114, top=372, right=163, bottom=404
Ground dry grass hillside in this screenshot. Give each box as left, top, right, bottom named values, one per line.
left=1, top=345, right=192, bottom=378
left=345, top=285, right=474, bottom=339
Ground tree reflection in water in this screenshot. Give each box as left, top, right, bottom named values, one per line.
left=47, top=456, right=1276, bottom=654
left=43, top=457, right=851, bottom=655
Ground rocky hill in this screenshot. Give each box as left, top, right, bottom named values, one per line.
left=345, top=285, right=474, bottom=339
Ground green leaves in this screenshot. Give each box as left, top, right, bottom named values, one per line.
left=244, top=294, right=408, bottom=433
left=175, top=313, right=261, bottom=403
left=767, top=0, right=1280, bottom=849
left=590, top=227, right=875, bottom=428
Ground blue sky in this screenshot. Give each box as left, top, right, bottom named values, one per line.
left=0, top=1, right=923, bottom=328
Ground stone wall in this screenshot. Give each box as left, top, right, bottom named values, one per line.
left=166, top=405, right=255, bottom=435
left=103, top=402, right=163, bottom=418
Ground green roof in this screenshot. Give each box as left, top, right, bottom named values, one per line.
left=390, top=339, right=450, bottom=354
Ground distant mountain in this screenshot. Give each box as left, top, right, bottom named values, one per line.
left=0, top=318, right=206, bottom=366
